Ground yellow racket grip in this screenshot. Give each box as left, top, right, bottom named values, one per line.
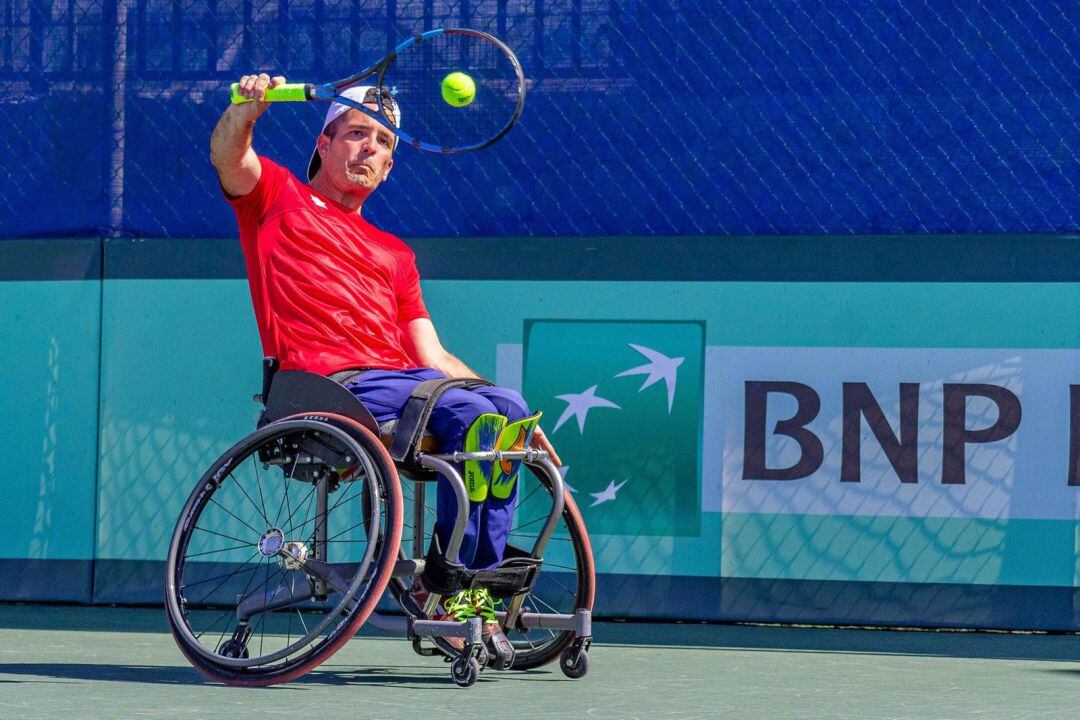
left=230, top=82, right=312, bottom=104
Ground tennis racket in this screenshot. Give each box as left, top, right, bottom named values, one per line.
left=230, top=28, right=525, bottom=154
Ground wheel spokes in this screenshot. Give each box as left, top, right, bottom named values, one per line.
left=171, top=422, right=390, bottom=671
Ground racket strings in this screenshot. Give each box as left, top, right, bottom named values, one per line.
left=379, top=32, right=522, bottom=151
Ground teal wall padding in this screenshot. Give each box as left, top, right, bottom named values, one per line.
left=93, top=279, right=262, bottom=601
left=0, top=279, right=101, bottom=602
left=8, top=236, right=1080, bottom=630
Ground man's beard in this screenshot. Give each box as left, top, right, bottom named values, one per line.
left=345, top=168, right=375, bottom=188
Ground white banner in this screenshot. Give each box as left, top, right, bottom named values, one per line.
left=703, top=346, right=1080, bottom=520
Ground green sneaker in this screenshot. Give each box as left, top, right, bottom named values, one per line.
left=444, top=590, right=478, bottom=622
left=443, top=588, right=500, bottom=623
left=471, top=588, right=499, bottom=623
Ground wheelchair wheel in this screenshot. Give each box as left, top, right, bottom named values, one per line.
left=390, top=466, right=595, bottom=671
left=505, top=489, right=594, bottom=670
left=164, top=413, right=402, bottom=686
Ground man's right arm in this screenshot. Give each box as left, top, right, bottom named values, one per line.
left=210, top=73, right=285, bottom=198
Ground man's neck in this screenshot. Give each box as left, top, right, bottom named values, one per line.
left=308, top=174, right=367, bottom=213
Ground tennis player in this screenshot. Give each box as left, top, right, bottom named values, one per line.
left=212, top=73, right=561, bottom=614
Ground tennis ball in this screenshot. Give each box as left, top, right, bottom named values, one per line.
left=441, top=72, right=476, bottom=107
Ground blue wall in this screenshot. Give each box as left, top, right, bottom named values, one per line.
left=1, top=0, right=1077, bottom=238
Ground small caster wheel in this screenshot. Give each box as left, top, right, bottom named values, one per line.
left=560, top=646, right=589, bottom=679
left=451, top=656, right=480, bottom=687
left=217, top=640, right=249, bottom=659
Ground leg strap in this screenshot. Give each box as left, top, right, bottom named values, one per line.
left=389, top=377, right=494, bottom=464
left=423, top=531, right=543, bottom=598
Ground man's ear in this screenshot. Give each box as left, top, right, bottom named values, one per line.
left=316, top=132, right=331, bottom=160
left=382, top=157, right=394, bottom=181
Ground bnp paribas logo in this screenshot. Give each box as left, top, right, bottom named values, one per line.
left=522, top=320, right=705, bottom=537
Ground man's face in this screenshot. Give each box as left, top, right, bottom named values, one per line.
left=315, top=105, right=395, bottom=195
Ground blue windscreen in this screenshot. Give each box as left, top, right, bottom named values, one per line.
left=0, top=0, right=1076, bottom=238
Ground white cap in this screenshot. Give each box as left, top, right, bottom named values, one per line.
left=306, top=85, right=402, bottom=181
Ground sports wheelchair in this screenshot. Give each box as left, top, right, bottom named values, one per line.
left=164, top=358, right=594, bottom=687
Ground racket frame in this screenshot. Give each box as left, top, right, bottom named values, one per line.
left=238, top=28, right=526, bottom=154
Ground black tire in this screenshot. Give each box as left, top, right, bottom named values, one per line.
left=451, top=656, right=480, bottom=687
left=559, top=647, right=589, bottom=679
left=164, top=414, right=402, bottom=686
left=389, top=467, right=595, bottom=671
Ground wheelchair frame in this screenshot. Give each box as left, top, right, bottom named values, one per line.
left=164, top=359, right=594, bottom=687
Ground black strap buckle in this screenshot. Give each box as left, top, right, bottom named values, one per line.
left=327, top=368, right=371, bottom=386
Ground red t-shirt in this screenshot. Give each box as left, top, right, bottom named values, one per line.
left=228, top=156, right=429, bottom=374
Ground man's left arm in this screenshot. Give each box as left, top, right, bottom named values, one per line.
left=405, top=318, right=562, bottom=465
left=405, top=317, right=480, bottom=379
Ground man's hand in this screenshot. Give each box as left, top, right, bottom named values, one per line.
left=530, top=425, right=562, bottom=467
left=232, top=73, right=287, bottom=122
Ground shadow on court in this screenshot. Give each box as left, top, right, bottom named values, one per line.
left=1, top=604, right=1078, bottom=672
left=0, top=663, right=207, bottom=685
left=599, top=620, right=1080, bottom=663
left=0, top=661, right=481, bottom=687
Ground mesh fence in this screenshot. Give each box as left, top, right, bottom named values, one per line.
left=1, top=1, right=1077, bottom=237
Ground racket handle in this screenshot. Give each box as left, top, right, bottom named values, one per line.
left=230, top=82, right=312, bottom=104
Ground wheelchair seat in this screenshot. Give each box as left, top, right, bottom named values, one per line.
left=258, top=364, right=441, bottom=477
left=259, top=367, right=379, bottom=432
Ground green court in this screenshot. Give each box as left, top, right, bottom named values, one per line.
left=2, top=605, right=1078, bottom=720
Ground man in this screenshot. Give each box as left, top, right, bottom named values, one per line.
left=213, top=73, right=561, bottom=611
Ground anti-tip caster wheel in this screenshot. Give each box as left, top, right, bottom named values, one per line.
left=451, top=656, right=480, bottom=687
left=559, top=646, right=589, bottom=679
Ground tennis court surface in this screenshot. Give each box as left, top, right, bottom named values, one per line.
left=2, top=605, right=1078, bottom=720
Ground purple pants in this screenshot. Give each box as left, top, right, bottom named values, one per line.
left=344, top=367, right=530, bottom=569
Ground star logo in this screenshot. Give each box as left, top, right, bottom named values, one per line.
left=518, top=319, right=705, bottom=537
left=615, top=343, right=685, bottom=413
left=551, top=385, right=621, bottom=434
left=589, top=479, right=627, bottom=507
left=311, top=195, right=328, bottom=209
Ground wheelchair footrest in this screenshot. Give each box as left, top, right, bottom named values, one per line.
left=410, top=617, right=484, bottom=645
left=423, top=535, right=543, bottom=599
left=468, top=556, right=542, bottom=599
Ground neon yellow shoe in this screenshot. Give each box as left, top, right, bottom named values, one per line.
left=444, top=588, right=500, bottom=623
left=444, top=590, right=477, bottom=622
left=471, top=588, right=499, bottom=623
